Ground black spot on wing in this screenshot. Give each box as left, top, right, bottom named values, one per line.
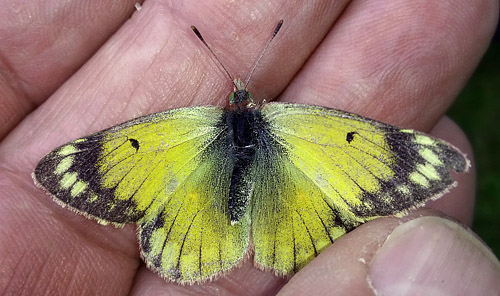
left=346, top=131, right=357, bottom=143
left=129, top=138, right=140, bottom=151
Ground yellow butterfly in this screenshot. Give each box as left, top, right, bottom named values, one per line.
left=32, top=20, right=470, bottom=284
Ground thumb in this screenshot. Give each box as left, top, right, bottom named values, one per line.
left=369, top=216, right=500, bottom=295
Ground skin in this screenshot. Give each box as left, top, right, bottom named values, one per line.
left=0, top=0, right=498, bottom=295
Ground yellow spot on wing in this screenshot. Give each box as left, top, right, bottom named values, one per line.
left=58, top=145, right=78, bottom=156
left=410, top=171, right=429, bottom=187
left=60, top=172, right=78, bottom=189
left=397, top=185, right=410, bottom=195
left=71, top=181, right=88, bottom=197
left=188, top=193, right=198, bottom=202
left=414, top=134, right=434, bottom=146
left=55, top=156, right=74, bottom=175
left=417, top=163, right=440, bottom=180
left=419, top=148, right=443, bottom=166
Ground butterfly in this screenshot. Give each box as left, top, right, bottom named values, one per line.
left=32, top=20, right=470, bottom=284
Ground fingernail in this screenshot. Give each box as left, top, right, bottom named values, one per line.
left=368, top=216, right=500, bottom=296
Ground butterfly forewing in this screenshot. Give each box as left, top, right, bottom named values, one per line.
left=33, top=106, right=227, bottom=224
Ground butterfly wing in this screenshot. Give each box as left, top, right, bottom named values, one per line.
left=33, top=106, right=251, bottom=283
left=138, top=134, right=251, bottom=283
left=251, top=102, right=469, bottom=274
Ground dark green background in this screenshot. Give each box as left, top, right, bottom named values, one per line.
left=448, top=29, right=500, bottom=258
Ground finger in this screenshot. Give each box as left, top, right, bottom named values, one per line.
left=368, top=217, right=500, bottom=296
left=280, top=214, right=500, bottom=295
left=280, top=0, right=498, bottom=130
left=0, top=0, right=140, bottom=139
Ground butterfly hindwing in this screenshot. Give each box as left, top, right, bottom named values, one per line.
left=250, top=143, right=351, bottom=274
left=250, top=103, right=469, bottom=274
left=139, top=135, right=250, bottom=283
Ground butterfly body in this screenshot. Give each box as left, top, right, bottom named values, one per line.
left=225, top=107, right=257, bottom=223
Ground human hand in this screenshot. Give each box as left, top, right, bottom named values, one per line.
left=0, top=1, right=498, bottom=295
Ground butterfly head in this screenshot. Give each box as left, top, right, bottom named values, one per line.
left=229, top=78, right=254, bottom=108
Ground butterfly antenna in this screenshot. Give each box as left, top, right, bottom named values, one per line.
left=191, top=26, right=235, bottom=84
left=244, top=20, right=283, bottom=89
